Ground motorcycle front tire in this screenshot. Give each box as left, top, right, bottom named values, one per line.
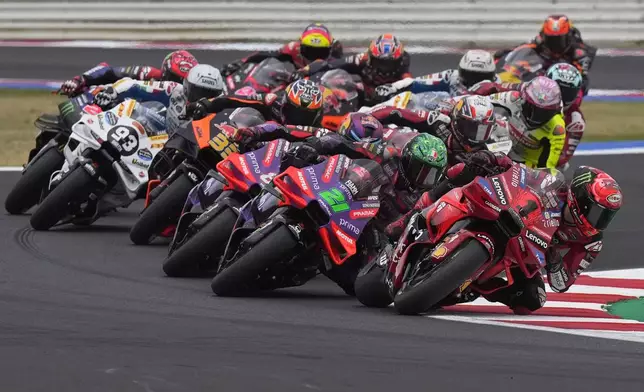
left=210, top=223, right=299, bottom=296
left=129, top=173, right=194, bottom=245
left=4, top=148, right=64, bottom=214
left=354, top=261, right=393, bottom=308
left=162, top=206, right=238, bottom=278
left=29, top=166, right=95, bottom=231
left=393, top=239, right=489, bottom=316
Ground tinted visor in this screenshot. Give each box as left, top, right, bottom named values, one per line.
left=560, top=84, right=579, bottom=107
left=370, top=56, right=402, bottom=74
left=544, top=34, right=570, bottom=54
left=578, top=193, right=618, bottom=230
left=522, top=103, right=559, bottom=128
left=453, top=116, right=493, bottom=144
left=185, top=83, right=223, bottom=103
left=301, top=45, right=331, bottom=62
left=163, top=70, right=183, bottom=83
left=405, top=160, right=442, bottom=190
left=282, top=100, right=322, bottom=126
left=459, top=69, right=496, bottom=88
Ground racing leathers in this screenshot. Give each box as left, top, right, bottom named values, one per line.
left=59, top=62, right=163, bottom=97
left=488, top=91, right=566, bottom=168
left=377, top=69, right=502, bottom=99
left=296, top=51, right=412, bottom=104
left=469, top=81, right=585, bottom=168
left=221, top=40, right=344, bottom=76
left=93, top=78, right=187, bottom=135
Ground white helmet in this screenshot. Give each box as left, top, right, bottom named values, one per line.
left=458, top=50, right=496, bottom=88
left=183, top=64, right=225, bottom=102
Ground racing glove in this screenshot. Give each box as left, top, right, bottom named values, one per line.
left=185, top=98, right=212, bottom=120
left=545, top=252, right=568, bottom=293
left=227, top=126, right=261, bottom=144
left=59, top=76, right=85, bottom=96
left=221, top=61, right=243, bottom=77
left=375, top=84, right=398, bottom=98
left=94, top=86, right=119, bottom=109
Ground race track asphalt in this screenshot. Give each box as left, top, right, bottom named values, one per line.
left=1, top=46, right=642, bottom=89
left=1, top=153, right=644, bottom=391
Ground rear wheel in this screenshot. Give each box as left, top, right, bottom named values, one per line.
left=129, top=174, right=194, bottom=245
left=162, top=207, right=238, bottom=277
left=5, top=148, right=64, bottom=214
left=210, top=224, right=299, bottom=296
left=393, top=239, right=489, bottom=315
left=29, top=166, right=95, bottom=231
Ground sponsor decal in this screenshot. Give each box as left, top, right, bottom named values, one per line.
left=544, top=218, right=560, bottom=228
left=607, top=193, right=622, bottom=205
left=237, top=155, right=251, bottom=177
left=350, top=208, right=378, bottom=220
left=247, top=151, right=260, bottom=174
left=305, top=166, right=320, bottom=190
left=577, top=259, right=591, bottom=276
left=526, top=230, right=548, bottom=249
left=518, top=236, right=526, bottom=252
left=187, top=171, right=199, bottom=182
left=491, top=177, right=507, bottom=205
left=259, top=173, right=277, bottom=185
left=519, top=167, right=526, bottom=188
left=131, top=158, right=150, bottom=169
left=534, top=250, right=545, bottom=266
left=137, top=148, right=153, bottom=161
left=585, top=241, right=603, bottom=252
left=297, top=170, right=309, bottom=192
left=107, top=125, right=139, bottom=157
left=334, top=227, right=355, bottom=246
left=549, top=268, right=569, bottom=292
left=477, top=178, right=494, bottom=197
left=105, top=111, right=118, bottom=125
left=459, top=279, right=473, bottom=293
left=436, top=201, right=447, bottom=213
left=339, top=218, right=360, bottom=235
left=362, top=202, right=380, bottom=208
left=323, top=155, right=339, bottom=182
left=343, top=179, right=359, bottom=196
left=263, top=140, right=278, bottom=166
left=484, top=200, right=501, bottom=212
left=511, top=166, right=520, bottom=188
left=431, top=244, right=448, bottom=259
left=476, top=233, right=495, bottom=255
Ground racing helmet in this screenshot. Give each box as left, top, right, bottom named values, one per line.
left=546, top=62, right=582, bottom=108
left=368, top=34, right=405, bottom=75
left=281, top=79, right=325, bottom=126
left=458, top=50, right=496, bottom=88
left=183, top=64, right=225, bottom=103
left=337, top=112, right=385, bottom=142
left=300, top=23, right=334, bottom=62
left=540, top=15, right=573, bottom=55
left=161, top=50, right=198, bottom=83
left=567, top=166, right=622, bottom=236
left=400, top=133, right=448, bottom=190
left=520, top=76, right=562, bottom=128
left=450, top=95, right=496, bottom=148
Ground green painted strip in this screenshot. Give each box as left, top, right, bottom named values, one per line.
left=605, top=298, right=644, bottom=322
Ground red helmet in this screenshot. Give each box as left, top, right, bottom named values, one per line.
left=161, top=50, right=198, bottom=83
left=567, top=166, right=622, bottom=236
left=281, top=79, right=325, bottom=126
left=540, top=14, right=573, bottom=55
left=367, top=34, right=404, bottom=75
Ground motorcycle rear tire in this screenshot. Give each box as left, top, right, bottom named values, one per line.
left=210, top=224, right=298, bottom=296
left=5, top=148, right=64, bottom=215
left=162, top=206, right=237, bottom=278
left=129, top=173, right=194, bottom=245
left=354, top=262, right=393, bottom=308
left=394, top=239, right=489, bottom=316
left=29, top=166, right=95, bottom=231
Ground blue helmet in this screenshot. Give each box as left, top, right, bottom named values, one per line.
left=546, top=63, right=582, bottom=108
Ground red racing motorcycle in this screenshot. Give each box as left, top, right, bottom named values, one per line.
left=355, top=162, right=565, bottom=315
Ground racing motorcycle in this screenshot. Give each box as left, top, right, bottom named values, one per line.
left=161, top=134, right=292, bottom=277
left=128, top=107, right=265, bottom=245
left=495, top=44, right=547, bottom=83
left=29, top=99, right=169, bottom=231
left=315, top=69, right=364, bottom=131
left=5, top=91, right=102, bottom=214
left=225, top=57, right=294, bottom=96
left=210, top=155, right=385, bottom=296
left=354, top=162, right=565, bottom=315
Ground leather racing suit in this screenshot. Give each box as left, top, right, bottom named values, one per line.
left=60, top=62, right=163, bottom=96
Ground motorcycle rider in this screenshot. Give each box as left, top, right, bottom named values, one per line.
left=92, top=64, right=226, bottom=135
left=494, top=15, right=595, bottom=94
left=58, top=50, right=199, bottom=97
left=186, top=78, right=326, bottom=126
left=470, top=63, right=584, bottom=169
left=374, top=50, right=498, bottom=99
left=292, top=34, right=412, bottom=103
left=220, top=23, right=343, bottom=77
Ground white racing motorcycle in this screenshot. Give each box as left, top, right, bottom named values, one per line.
left=30, top=99, right=169, bottom=231
left=359, top=91, right=513, bottom=155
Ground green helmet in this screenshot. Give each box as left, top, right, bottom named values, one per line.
left=401, top=133, right=448, bottom=189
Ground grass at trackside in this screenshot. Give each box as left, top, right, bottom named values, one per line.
left=0, top=90, right=643, bottom=165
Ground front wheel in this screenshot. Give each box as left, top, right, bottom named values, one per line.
left=210, top=224, right=299, bottom=296
left=29, top=166, right=95, bottom=231
left=354, top=261, right=393, bottom=308
left=393, top=239, right=489, bottom=315
left=5, top=148, right=64, bottom=214
left=129, top=173, right=194, bottom=245
left=162, top=206, right=238, bottom=277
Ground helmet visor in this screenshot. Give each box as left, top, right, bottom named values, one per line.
left=370, top=57, right=401, bottom=74
left=453, top=116, right=494, bottom=144
left=544, top=34, right=570, bottom=54
left=459, top=69, right=496, bottom=88
left=282, top=100, right=321, bottom=126
left=301, top=45, right=331, bottom=62
left=407, top=162, right=442, bottom=190
left=184, top=82, right=224, bottom=103
left=522, top=104, right=559, bottom=127
left=578, top=192, right=618, bottom=231
left=560, top=84, right=579, bottom=107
